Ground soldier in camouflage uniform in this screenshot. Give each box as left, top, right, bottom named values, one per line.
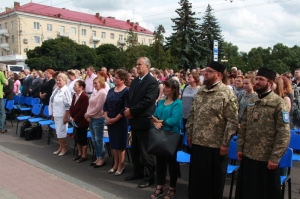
left=235, top=67, right=290, bottom=199
left=186, top=61, right=238, bottom=199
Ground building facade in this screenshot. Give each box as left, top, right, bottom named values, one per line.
left=0, top=2, right=154, bottom=64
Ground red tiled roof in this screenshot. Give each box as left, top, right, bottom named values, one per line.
left=1, top=2, right=153, bottom=35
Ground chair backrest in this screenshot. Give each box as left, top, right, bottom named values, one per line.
left=32, top=104, right=43, bottom=116
left=228, top=139, right=238, bottom=160
left=25, top=97, right=32, bottom=106
left=3, top=99, right=6, bottom=106
left=31, top=98, right=40, bottom=106
left=13, top=95, right=20, bottom=105
left=279, top=148, right=293, bottom=169
left=182, top=133, right=188, bottom=146
left=19, top=95, right=26, bottom=105
left=5, top=100, right=14, bottom=111
left=43, top=105, right=50, bottom=118
left=289, top=130, right=300, bottom=150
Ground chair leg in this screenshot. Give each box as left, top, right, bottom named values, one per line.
left=229, top=172, right=235, bottom=199
left=288, top=179, right=291, bottom=199
left=47, top=127, right=52, bottom=145
left=126, top=148, right=131, bottom=162
left=177, top=163, right=181, bottom=178
left=282, top=184, right=286, bottom=199
left=16, top=121, right=19, bottom=135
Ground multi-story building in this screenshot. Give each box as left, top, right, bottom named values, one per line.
left=0, top=2, right=153, bottom=64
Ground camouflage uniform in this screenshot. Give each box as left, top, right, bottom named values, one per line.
left=237, top=91, right=290, bottom=163
left=186, top=82, right=239, bottom=147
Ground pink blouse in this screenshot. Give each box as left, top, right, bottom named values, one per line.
left=14, top=80, right=20, bottom=94
left=85, top=89, right=107, bottom=118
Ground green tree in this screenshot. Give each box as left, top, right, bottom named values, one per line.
left=75, top=45, right=97, bottom=69
left=222, top=41, right=245, bottom=71
left=165, top=0, right=205, bottom=70
left=120, top=45, right=152, bottom=70
left=152, top=25, right=166, bottom=68
left=199, top=4, right=224, bottom=64
left=126, top=28, right=139, bottom=47
left=96, top=44, right=121, bottom=69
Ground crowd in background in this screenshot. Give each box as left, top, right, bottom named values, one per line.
left=0, top=59, right=298, bottom=198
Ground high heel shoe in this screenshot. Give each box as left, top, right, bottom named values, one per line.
left=108, top=168, right=117, bottom=173
left=150, top=186, right=164, bottom=199
left=114, top=167, right=125, bottom=176
left=58, top=149, right=68, bottom=156
left=53, top=150, right=61, bottom=155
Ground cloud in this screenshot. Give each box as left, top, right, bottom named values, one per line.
left=73, top=0, right=136, bottom=12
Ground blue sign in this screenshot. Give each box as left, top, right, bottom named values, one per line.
left=214, top=49, right=218, bottom=54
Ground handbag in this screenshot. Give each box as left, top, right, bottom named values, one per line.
left=147, top=128, right=182, bottom=158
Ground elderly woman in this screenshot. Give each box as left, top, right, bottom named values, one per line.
left=40, top=69, right=56, bottom=106
left=49, top=73, right=72, bottom=156
left=104, top=69, right=129, bottom=176
left=84, top=76, right=107, bottom=168
left=70, top=80, right=90, bottom=163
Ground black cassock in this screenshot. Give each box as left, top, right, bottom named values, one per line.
left=188, top=144, right=227, bottom=199
left=235, top=156, right=281, bottom=199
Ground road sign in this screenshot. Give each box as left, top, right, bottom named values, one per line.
left=214, top=54, right=218, bottom=61
left=213, top=40, right=218, bottom=60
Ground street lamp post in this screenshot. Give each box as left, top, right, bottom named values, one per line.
left=221, top=56, right=228, bottom=71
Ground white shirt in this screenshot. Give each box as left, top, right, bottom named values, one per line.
left=49, top=85, right=72, bottom=117
left=67, top=79, right=79, bottom=96
left=74, top=91, right=82, bottom=105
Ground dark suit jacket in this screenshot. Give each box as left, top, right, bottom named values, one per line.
left=3, top=78, right=14, bottom=100
left=125, top=73, right=158, bottom=129
left=69, top=92, right=89, bottom=128
left=30, top=77, right=43, bottom=98
left=22, top=75, right=33, bottom=96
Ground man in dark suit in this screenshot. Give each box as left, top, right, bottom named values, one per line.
left=29, top=70, right=43, bottom=98
left=22, top=69, right=33, bottom=96
left=124, top=57, right=158, bottom=188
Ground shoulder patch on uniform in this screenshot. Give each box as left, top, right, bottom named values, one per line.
left=282, top=111, right=289, bottom=123
left=247, top=103, right=255, bottom=106
left=230, top=97, right=236, bottom=102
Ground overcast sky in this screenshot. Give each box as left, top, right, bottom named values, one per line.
left=1, top=0, right=299, bottom=52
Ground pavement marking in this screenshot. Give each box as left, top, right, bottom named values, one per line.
left=0, top=145, right=123, bottom=199
left=0, top=186, right=21, bottom=199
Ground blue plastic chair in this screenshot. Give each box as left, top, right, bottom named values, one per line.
left=19, top=97, right=33, bottom=112
left=227, top=139, right=240, bottom=199
left=5, top=100, right=14, bottom=126
left=176, top=133, right=190, bottom=163
left=279, top=148, right=293, bottom=199
left=13, top=95, right=20, bottom=105
left=30, top=105, right=51, bottom=123
left=16, top=104, right=43, bottom=135
left=289, top=130, right=300, bottom=161
left=3, top=99, right=7, bottom=106
left=13, top=95, right=26, bottom=110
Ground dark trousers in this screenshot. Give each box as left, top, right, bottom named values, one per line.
left=73, top=126, right=88, bottom=145
left=189, top=144, right=227, bottom=199
left=131, top=128, right=155, bottom=180
left=235, top=156, right=281, bottom=199
left=156, top=154, right=178, bottom=187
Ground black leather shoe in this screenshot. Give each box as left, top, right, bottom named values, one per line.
left=125, top=173, right=143, bottom=181
left=138, top=179, right=154, bottom=188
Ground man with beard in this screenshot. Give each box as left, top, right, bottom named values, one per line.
left=235, top=67, right=290, bottom=199
left=186, top=61, right=238, bottom=199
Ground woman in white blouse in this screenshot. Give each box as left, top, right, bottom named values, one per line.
left=49, top=73, right=72, bottom=156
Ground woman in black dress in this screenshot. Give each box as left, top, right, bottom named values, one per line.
left=104, top=69, right=129, bottom=176
left=40, top=69, right=56, bottom=105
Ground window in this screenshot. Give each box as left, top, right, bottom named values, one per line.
left=149, top=39, right=152, bottom=44
left=0, top=38, right=2, bottom=43
left=1, top=51, right=3, bottom=56
left=12, top=35, right=14, bottom=43
left=142, top=38, right=145, bottom=44
left=5, top=37, right=8, bottom=43
left=5, top=23, right=7, bottom=29
left=47, top=24, right=52, bottom=31
left=93, top=43, right=97, bottom=48
left=47, top=37, right=53, bottom=40
left=6, top=51, right=9, bottom=56
left=71, top=27, right=76, bottom=35
left=81, top=29, right=86, bottom=36
left=11, top=21, right=14, bottom=29
left=101, top=32, right=106, bottom=38
left=110, top=33, right=114, bottom=39
left=92, top=31, right=96, bottom=36
left=82, top=41, right=86, bottom=45
left=34, top=22, right=40, bottom=30
left=12, top=50, right=15, bottom=55
left=0, top=24, right=2, bottom=30
left=59, top=26, right=65, bottom=34
left=119, top=34, right=123, bottom=40
left=34, top=36, right=40, bottom=44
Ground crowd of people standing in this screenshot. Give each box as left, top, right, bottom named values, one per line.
left=0, top=58, right=297, bottom=198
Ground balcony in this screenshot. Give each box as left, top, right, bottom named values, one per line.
left=0, top=29, right=9, bottom=37
left=90, top=36, right=100, bottom=42
left=57, top=32, right=69, bottom=37
left=0, top=54, right=27, bottom=62
left=0, top=43, right=10, bottom=51
left=117, top=40, right=126, bottom=46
